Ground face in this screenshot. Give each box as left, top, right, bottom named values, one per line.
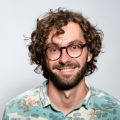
left=44, top=22, right=92, bottom=90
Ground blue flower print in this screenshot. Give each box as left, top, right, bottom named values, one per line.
left=73, top=112, right=81, bottom=117
left=73, top=117, right=81, bottom=120
left=31, top=113, right=39, bottom=118
left=113, top=109, right=117, bottom=114
left=49, top=113, right=62, bottom=120
left=102, top=113, right=108, bottom=118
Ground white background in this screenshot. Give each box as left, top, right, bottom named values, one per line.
left=0, top=0, right=120, bottom=118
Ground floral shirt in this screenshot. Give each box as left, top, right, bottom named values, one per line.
left=3, top=80, right=120, bottom=120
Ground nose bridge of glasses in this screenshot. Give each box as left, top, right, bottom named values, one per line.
left=59, top=46, right=72, bottom=63
left=60, top=46, right=68, bottom=54
left=60, top=46, right=67, bottom=50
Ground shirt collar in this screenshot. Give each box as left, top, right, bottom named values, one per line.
left=39, top=80, right=92, bottom=109
left=84, top=80, right=92, bottom=109
left=39, top=80, right=51, bottom=107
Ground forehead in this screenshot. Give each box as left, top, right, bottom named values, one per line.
left=45, top=22, right=85, bottom=47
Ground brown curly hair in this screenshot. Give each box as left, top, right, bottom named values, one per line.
left=26, top=8, right=103, bottom=79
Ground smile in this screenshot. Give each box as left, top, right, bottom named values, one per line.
left=60, top=68, right=75, bottom=71
left=57, top=67, right=76, bottom=73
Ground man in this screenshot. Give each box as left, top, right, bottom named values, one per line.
left=3, top=8, right=120, bottom=120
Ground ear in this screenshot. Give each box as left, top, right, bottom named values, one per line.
left=87, top=51, right=92, bottom=62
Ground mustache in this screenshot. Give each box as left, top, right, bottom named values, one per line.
left=53, top=63, right=80, bottom=69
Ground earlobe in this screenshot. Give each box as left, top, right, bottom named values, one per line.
left=87, top=52, right=92, bottom=62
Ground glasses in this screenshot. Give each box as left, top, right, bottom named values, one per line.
left=43, top=43, right=87, bottom=61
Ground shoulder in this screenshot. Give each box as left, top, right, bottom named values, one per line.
left=89, top=86, right=120, bottom=118
left=3, top=86, right=43, bottom=120
left=6, top=86, right=42, bottom=110
left=91, top=86, right=120, bottom=103
left=3, top=81, right=52, bottom=120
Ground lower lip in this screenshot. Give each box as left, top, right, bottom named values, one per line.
left=57, top=68, right=75, bottom=74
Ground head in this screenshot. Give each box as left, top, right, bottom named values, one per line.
left=27, top=8, right=103, bottom=90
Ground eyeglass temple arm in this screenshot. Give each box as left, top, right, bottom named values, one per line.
left=81, top=43, right=87, bottom=48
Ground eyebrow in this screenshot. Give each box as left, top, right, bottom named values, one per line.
left=68, top=40, right=83, bottom=44
left=45, top=39, right=83, bottom=48
left=45, top=43, right=59, bottom=48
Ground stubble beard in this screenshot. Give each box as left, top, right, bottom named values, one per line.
left=47, top=60, right=87, bottom=90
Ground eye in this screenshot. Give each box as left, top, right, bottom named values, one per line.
left=68, top=45, right=80, bottom=52
left=71, top=45, right=79, bottom=50
left=48, top=47, right=59, bottom=53
left=72, top=46, right=78, bottom=49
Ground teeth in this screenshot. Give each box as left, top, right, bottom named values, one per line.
left=60, top=69, right=74, bottom=71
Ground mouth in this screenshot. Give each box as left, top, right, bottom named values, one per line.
left=57, top=67, right=76, bottom=73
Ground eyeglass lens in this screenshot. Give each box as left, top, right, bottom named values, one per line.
left=46, top=44, right=82, bottom=60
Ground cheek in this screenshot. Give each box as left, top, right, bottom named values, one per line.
left=46, top=61, right=55, bottom=70
left=75, top=54, right=87, bottom=66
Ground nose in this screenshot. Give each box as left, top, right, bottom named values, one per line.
left=59, top=48, right=72, bottom=64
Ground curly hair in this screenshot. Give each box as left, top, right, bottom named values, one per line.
left=26, top=8, right=103, bottom=79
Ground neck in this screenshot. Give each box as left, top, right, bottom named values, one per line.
left=46, top=77, right=88, bottom=115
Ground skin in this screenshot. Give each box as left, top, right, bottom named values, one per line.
left=44, top=22, right=92, bottom=115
